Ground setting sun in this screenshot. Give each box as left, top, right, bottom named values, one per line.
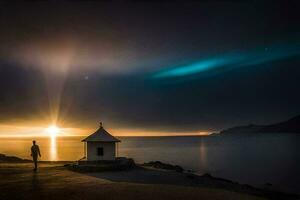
left=46, top=125, right=60, bottom=137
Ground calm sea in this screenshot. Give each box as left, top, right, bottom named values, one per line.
left=0, top=134, right=299, bottom=194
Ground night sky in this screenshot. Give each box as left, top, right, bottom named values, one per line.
left=0, top=1, right=299, bottom=135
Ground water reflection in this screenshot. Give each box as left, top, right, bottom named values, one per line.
left=50, top=136, right=57, bottom=161
left=199, top=138, right=207, bottom=171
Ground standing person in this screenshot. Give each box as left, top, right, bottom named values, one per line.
left=31, top=140, right=41, bottom=171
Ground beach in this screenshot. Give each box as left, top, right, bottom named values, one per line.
left=1, top=162, right=296, bottom=200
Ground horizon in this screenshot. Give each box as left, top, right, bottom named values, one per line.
left=0, top=123, right=212, bottom=138
left=1, top=113, right=299, bottom=138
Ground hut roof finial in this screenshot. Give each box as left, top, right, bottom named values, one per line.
left=99, top=122, right=103, bottom=128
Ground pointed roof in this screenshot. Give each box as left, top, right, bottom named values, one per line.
left=82, top=123, right=120, bottom=142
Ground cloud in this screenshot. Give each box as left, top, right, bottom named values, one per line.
left=0, top=33, right=139, bottom=75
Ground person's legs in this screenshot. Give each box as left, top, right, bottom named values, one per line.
left=33, top=156, right=38, bottom=171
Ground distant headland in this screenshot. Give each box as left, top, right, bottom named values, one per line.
left=219, top=115, right=300, bottom=134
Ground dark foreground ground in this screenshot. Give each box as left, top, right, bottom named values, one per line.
left=0, top=163, right=298, bottom=200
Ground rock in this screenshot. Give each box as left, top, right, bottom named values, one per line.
left=142, top=161, right=184, bottom=172
left=201, top=173, right=213, bottom=178
left=174, top=165, right=184, bottom=173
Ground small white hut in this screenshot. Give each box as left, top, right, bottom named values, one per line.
left=82, top=122, right=120, bottom=161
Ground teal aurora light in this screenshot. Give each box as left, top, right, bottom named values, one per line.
left=151, top=44, right=300, bottom=79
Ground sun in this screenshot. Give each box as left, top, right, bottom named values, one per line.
left=46, top=125, right=60, bottom=137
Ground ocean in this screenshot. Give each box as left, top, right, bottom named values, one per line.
left=0, top=134, right=299, bottom=194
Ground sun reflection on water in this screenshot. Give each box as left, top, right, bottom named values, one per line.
left=50, top=135, right=57, bottom=161
left=46, top=125, right=60, bottom=161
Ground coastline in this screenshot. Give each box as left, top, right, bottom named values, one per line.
left=0, top=155, right=298, bottom=200
left=0, top=162, right=265, bottom=200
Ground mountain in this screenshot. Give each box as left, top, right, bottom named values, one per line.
left=220, top=115, right=300, bottom=134
left=260, top=115, right=300, bottom=133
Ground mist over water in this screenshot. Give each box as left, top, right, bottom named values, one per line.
left=0, top=134, right=299, bottom=194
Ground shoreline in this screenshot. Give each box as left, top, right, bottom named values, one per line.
left=0, top=162, right=265, bottom=200
left=1, top=153, right=299, bottom=199
left=0, top=160, right=299, bottom=200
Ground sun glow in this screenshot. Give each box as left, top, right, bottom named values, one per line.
left=46, top=125, right=60, bottom=137
left=46, top=125, right=60, bottom=161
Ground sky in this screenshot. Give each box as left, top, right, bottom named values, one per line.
left=0, top=1, right=299, bottom=136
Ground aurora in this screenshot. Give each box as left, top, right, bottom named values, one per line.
left=152, top=44, right=300, bottom=79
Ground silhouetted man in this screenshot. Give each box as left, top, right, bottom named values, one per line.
left=31, top=140, right=41, bottom=171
